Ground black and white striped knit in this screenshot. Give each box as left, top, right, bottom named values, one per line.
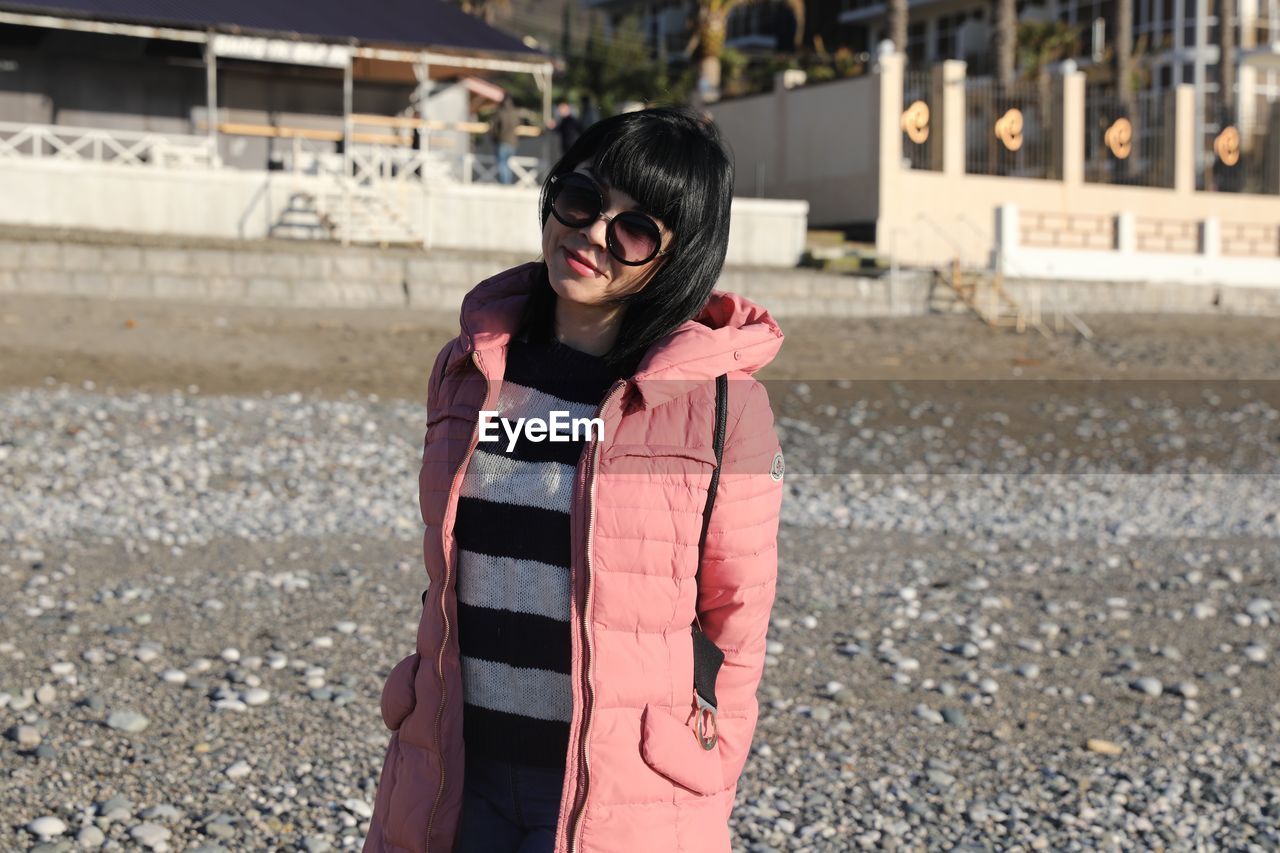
left=455, top=333, right=617, bottom=769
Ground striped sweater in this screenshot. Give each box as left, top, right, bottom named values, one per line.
left=455, top=333, right=617, bottom=769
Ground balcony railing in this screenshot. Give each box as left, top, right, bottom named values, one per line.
left=0, top=121, right=217, bottom=169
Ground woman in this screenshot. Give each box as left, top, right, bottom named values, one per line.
left=364, top=105, right=785, bottom=853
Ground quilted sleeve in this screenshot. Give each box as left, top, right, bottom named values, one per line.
left=424, top=338, right=457, bottom=418
left=695, top=378, right=784, bottom=797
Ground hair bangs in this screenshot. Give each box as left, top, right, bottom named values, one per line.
left=590, top=123, right=699, bottom=229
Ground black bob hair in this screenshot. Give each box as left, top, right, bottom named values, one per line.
left=519, top=105, right=735, bottom=379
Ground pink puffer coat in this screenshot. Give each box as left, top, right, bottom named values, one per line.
left=363, top=261, right=785, bottom=853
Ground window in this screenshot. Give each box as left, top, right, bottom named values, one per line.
left=907, top=21, right=926, bottom=63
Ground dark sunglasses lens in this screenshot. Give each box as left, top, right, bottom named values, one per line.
left=551, top=176, right=600, bottom=226
left=612, top=213, right=661, bottom=263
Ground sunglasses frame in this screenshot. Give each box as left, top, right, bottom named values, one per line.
left=547, top=172, right=671, bottom=267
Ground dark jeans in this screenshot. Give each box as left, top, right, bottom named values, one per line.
left=455, top=752, right=566, bottom=853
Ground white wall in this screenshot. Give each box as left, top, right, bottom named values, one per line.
left=0, top=159, right=810, bottom=267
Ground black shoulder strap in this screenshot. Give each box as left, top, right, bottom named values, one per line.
left=694, top=373, right=729, bottom=593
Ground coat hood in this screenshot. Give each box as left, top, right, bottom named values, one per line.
left=452, top=261, right=784, bottom=409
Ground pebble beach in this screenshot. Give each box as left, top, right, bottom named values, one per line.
left=1, top=293, right=1278, bottom=851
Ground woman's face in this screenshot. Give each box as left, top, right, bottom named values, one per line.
left=541, top=162, right=672, bottom=308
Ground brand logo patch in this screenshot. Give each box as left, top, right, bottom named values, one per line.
left=770, top=450, right=785, bottom=481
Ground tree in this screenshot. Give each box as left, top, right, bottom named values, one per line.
left=1017, top=21, right=1079, bottom=79
left=994, top=0, right=1017, bottom=87
left=563, top=13, right=663, bottom=116
left=1220, top=0, right=1236, bottom=118
left=1114, top=0, right=1135, bottom=132
left=887, top=0, right=907, bottom=60
left=692, top=0, right=806, bottom=102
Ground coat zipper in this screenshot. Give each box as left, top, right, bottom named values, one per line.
left=568, top=379, right=625, bottom=853
left=425, top=350, right=491, bottom=851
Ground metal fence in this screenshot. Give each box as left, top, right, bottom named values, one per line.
left=902, top=70, right=938, bottom=171
left=1199, top=91, right=1280, bottom=195
left=964, top=78, right=1057, bottom=179
left=1083, top=87, right=1173, bottom=188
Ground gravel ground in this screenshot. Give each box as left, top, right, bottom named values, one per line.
left=1, top=293, right=1278, bottom=851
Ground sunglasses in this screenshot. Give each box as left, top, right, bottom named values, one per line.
left=547, top=172, right=671, bottom=266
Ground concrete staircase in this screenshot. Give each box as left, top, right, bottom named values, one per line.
left=271, top=183, right=420, bottom=247
left=931, top=259, right=1093, bottom=338
left=270, top=192, right=334, bottom=241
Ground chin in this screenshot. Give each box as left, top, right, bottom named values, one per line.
left=547, top=255, right=606, bottom=305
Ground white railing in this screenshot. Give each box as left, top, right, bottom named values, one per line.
left=459, top=153, right=543, bottom=187
left=273, top=137, right=542, bottom=188
left=0, top=121, right=217, bottom=169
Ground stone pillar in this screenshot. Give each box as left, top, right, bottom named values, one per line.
left=933, top=59, right=967, bottom=176
left=1201, top=217, right=1221, bottom=257
left=995, top=204, right=1020, bottom=273
left=1116, top=211, right=1136, bottom=253
left=1173, top=84, right=1196, bottom=195
left=878, top=51, right=905, bottom=175
left=876, top=51, right=906, bottom=258
left=1060, top=69, right=1086, bottom=186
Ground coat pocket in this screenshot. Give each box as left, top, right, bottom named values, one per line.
left=380, top=652, right=421, bottom=732
left=638, top=703, right=725, bottom=795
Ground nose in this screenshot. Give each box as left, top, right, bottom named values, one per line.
left=582, top=213, right=610, bottom=251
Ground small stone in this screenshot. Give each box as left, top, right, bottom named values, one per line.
left=343, top=798, right=373, bottom=819
left=1085, top=738, right=1124, bottom=755
left=1191, top=602, right=1216, bottom=620
left=241, top=688, right=270, bottom=706
left=9, top=724, right=42, bottom=748
left=940, top=707, right=966, bottom=726
left=1171, top=681, right=1199, bottom=699
left=225, top=760, right=252, bottom=780
left=160, top=669, right=187, bottom=685
left=140, top=804, right=182, bottom=821
left=106, top=710, right=150, bottom=732
left=35, top=683, right=56, bottom=704
left=914, top=704, right=944, bottom=724
left=97, top=795, right=133, bottom=820
left=1130, top=677, right=1163, bottom=697
left=28, top=816, right=68, bottom=837
left=129, top=822, right=172, bottom=848
left=1243, top=644, right=1268, bottom=663
left=77, top=825, right=106, bottom=846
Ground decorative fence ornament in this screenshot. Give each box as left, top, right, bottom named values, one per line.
left=900, top=100, right=930, bottom=144
left=994, top=108, right=1024, bottom=152
left=1214, top=126, right=1241, bottom=166
left=1104, top=117, right=1133, bottom=159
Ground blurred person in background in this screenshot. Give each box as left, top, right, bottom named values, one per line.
left=363, top=106, right=785, bottom=853
left=546, top=100, right=583, bottom=159
left=490, top=93, right=522, bottom=184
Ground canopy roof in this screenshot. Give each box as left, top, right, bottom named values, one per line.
left=0, top=0, right=542, bottom=58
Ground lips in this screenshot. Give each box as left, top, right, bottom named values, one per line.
left=563, top=246, right=600, bottom=276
